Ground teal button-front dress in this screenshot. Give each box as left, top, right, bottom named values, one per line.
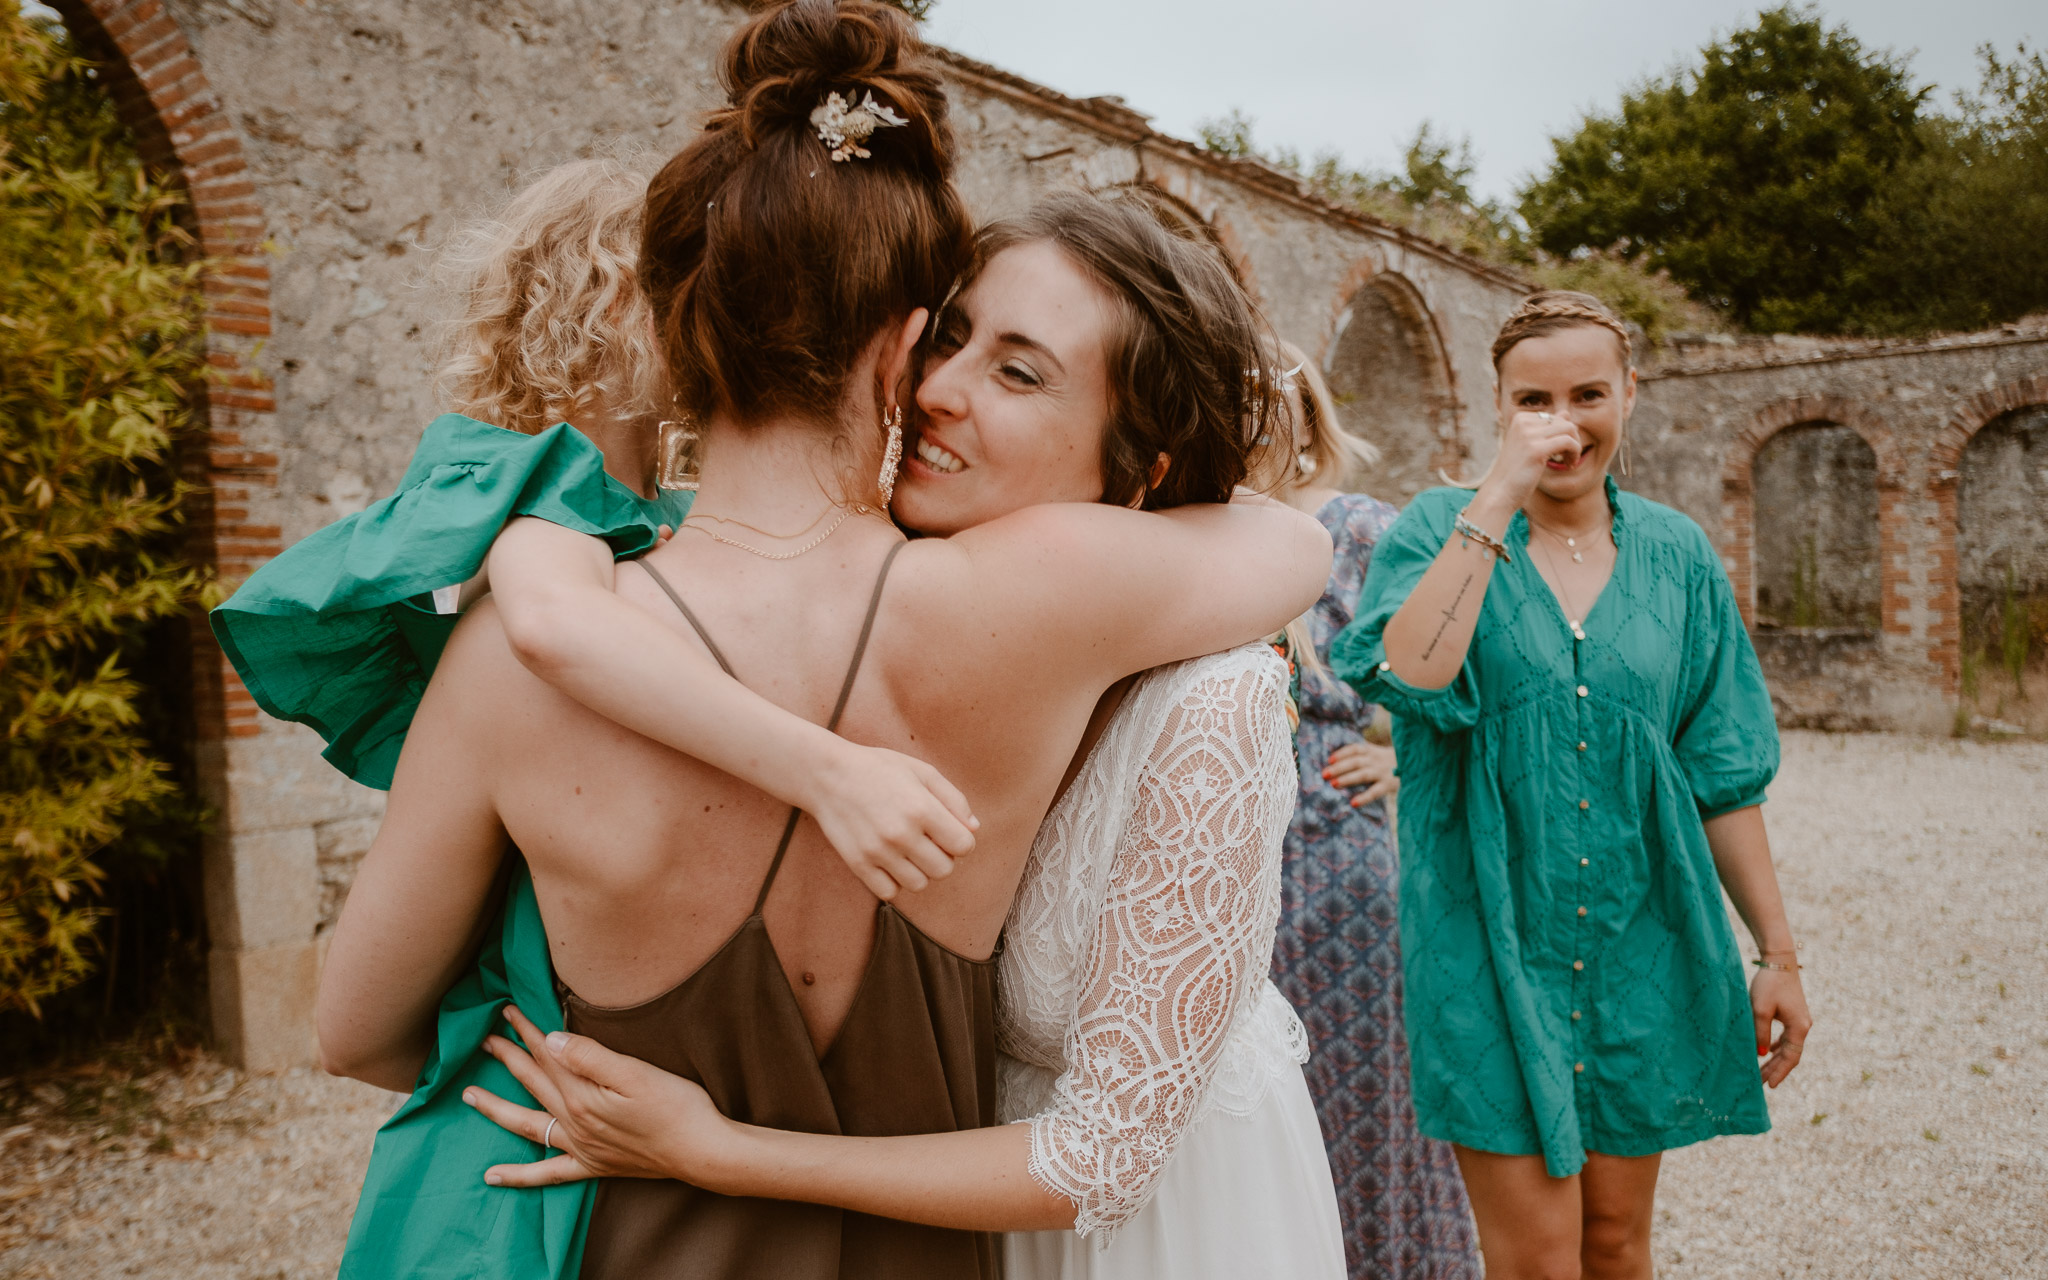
left=211, top=413, right=689, bottom=1278
left=1329, top=478, right=1777, bottom=1178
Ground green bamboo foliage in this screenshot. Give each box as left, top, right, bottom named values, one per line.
left=1, top=7, right=211, bottom=1015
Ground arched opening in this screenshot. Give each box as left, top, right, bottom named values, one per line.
left=1956, top=403, right=2048, bottom=732
left=1321, top=273, right=1454, bottom=502
left=0, top=4, right=212, bottom=1062
left=1751, top=422, right=1881, bottom=631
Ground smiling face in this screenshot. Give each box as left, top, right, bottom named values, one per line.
left=1494, top=323, right=1638, bottom=505
left=893, top=240, right=1119, bottom=536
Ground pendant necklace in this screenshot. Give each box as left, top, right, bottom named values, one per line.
left=1528, top=515, right=1610, bottom=642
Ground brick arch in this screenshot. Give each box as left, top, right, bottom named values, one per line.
left=1318, top=261, right=1463, bottom=477
left=51, top=0, right=277, bottom=740
left=1925, top=376, right=2048, bottom=689
left=1718, top=395, right=1904, bottom=633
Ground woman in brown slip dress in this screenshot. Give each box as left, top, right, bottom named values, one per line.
left=312, top=2, right=1333, bottom=1277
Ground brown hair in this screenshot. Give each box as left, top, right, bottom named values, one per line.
left=1491, top=289, right=1634, bottom=371
left=639, top=0, right=971, bottom=428
left=435, top=158, right=659, bottom=436
left=954, top=190, right=1275, bottom=510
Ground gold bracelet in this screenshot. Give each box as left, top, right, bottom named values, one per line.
left=1751, top=958, right=1803, bottom=972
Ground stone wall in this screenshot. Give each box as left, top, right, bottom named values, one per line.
left=1628, top=324, right=2048, bottom=733
left=50, top=0, right=1528, bottom=1067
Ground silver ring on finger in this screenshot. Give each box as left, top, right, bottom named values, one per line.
left=542, top=1116, right=557, bottom=1150
left=1538, top=411, right=1553, bottom=422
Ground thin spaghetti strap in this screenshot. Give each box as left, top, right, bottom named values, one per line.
left=752, top=539, right=908, bottom=913
left=631, top=559, right=737, bottom=678
left=825, top=540, right=906, bottom=732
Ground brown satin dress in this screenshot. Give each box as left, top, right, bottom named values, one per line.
left=564, top=543, right=1001, bottom=1280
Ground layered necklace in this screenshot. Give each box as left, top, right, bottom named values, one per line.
left=1526, top=510, right=1614, bottom=641
left=682, top=502, right=881, bottom=561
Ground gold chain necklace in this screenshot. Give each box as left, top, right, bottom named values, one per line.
left=1525, top=514, right=1611, bottom=565
left=688, top=505, right=835, bottom=543
left=680, top=504, right=875, bottom=561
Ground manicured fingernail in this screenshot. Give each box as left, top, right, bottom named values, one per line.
left=546, top=1032, right=570, bottom=1054
left=485, top=1171, right=503, bottom=1185
left=462, top=1089, right=477, bottom=1107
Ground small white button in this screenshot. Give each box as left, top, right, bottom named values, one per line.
left=1579, top=799, right=1590, bottom=810
left=1572, top=960, right=1585, bottom=971
left=1571, top=1010, right=1582, bottom=1021
left=1578, top=906, right=1588, bottom=917
left=1379, top=662, right=1391, bottom=672
left=1580, top=857, right=1590, bottom=866
left=1577, top=741, right=1587, bottom=751
left=1574, top=1061, right=1585, bottom=1073
left=1576, top=685, right=1589, bottom=698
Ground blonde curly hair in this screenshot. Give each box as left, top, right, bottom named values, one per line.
left=434, top=158, right=662, bottom=436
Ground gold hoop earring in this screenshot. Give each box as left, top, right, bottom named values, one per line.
left=656, top=415, right=701, bottom=492
left=1619, top=429, right=1633, bottom=478
left=876, top=405, right=904, bottom=507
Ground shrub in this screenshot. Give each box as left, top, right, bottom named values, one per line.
left=1, top=8, right=212, bottom=1017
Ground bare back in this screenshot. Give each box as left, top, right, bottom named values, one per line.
left=446, top=523, right=1118, bottom=1052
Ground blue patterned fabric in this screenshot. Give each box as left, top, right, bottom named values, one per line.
left=1271, top=494, right=1480, bottom=1280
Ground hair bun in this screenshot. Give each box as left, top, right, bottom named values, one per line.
left=718, top=0, right=951, bottom=174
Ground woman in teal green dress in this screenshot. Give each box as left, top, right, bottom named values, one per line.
left=1330, top=292, right=1814, bottom=1280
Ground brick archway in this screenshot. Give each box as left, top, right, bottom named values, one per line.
left=1319, top=261, right=1463, bottom=479
left=1720, top=395, right=1904, bottom=632
left=48, top=0, right=293, bottom=1066
left=1925, top=376, right=2048, bottom=687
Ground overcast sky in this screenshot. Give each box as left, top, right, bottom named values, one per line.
left=925, top=0, right=2039, bottom=203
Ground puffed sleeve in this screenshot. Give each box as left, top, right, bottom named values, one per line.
left=1671, top=535, right=1780, bottom=818
left=1024, top=652, right=1296, bottom=1242
left=210, top=414, right=690, bottom=789
left=1327, top=490, right=1483, bottom=733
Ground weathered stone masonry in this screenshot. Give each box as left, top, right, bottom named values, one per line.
left=1628, top=325, right=2048, bottom=733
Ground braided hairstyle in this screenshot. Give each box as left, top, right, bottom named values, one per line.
left=1491, top=290, right=1633, bottom=372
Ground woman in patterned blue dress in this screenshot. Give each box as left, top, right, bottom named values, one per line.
left=1261, top=344, right=1480, bottom=1280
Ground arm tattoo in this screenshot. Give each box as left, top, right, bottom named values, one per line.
left=1421, top=573, right=1475, bottom=662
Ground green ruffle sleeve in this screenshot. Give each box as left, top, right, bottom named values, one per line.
left=210, top=414, right=691, bottom=789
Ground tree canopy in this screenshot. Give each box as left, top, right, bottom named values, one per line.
left=1520, top=6, right=1927, bottom=332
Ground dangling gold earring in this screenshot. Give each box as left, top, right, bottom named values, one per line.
left=1618, top=427, right=1633, bottom=478
left=657, top=414, right=701, bottom=492
left=876, top=405, right=904, bottom=507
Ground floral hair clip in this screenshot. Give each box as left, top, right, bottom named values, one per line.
left=810, top=90, right=909, bottom=162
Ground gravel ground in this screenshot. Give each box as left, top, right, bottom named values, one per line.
left=2, top=730, right=2044, bottom=1279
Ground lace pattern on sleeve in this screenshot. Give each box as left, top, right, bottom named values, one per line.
left=1023, top=650, right=1297, bottom=1242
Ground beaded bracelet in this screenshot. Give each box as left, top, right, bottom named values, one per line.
left=1452, top=511, right=1512, bottom=564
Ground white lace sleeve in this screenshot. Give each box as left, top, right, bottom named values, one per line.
left=1025, top=652, right=1295, bottom=1241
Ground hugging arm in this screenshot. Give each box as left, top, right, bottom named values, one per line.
left=465, top=656, right=1295, bottom=1237
left=486, top=517, right=975, bottom=899
left=930, top=495, right=1332, bottom=687
left=315, top=614, right=511, bottom=1091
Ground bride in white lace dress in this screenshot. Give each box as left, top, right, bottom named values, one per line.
left=998, top=642, right=1345, bottom=1277
left=459, top=193, right=1346, bottom=1277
